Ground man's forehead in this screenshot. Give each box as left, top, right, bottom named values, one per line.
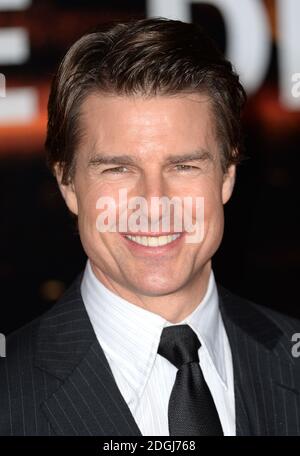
left=79, top=92, right=216, bottom=147
left=80, top=90, right=213, bottom=114
left=78, top=91, right=218, bottom=161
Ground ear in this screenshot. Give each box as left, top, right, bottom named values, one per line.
left=54, top=164, right=78, bottom=215
left=222, top=164, right=236, bottom=204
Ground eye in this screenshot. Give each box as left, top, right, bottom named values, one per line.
left=175, top=164, right=199, bottom=172
left=102, top=166, right=129, bottom=174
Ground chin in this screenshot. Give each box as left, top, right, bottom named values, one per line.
left=130, top=277, right=185, bottom=297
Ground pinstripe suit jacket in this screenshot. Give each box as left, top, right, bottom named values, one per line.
left=1, top=273, right=300, bottom=436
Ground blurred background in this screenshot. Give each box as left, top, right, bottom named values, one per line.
left=0, top=0, right=299, bottom=334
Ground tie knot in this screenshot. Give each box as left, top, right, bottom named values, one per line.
left=158, top=324, right=201, bottom=369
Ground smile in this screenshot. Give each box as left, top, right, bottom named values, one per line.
left=124, top=233, right=181, bottom=247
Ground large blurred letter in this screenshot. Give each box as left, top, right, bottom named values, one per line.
left=277, top=0, right=300, bottom=109
left=0, top=0, right=38, bottom=124
left=147, top=0, right=271, bottom=94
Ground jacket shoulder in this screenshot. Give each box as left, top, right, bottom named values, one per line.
left=0, top=315, right=47, bottom=434
left=0, top=275, right=82, bottom=435
left=219, top=284, right=300, bottom=329
left=1, top=314, right=41, bottom=372
left=218, top=284, right=300, bottom=360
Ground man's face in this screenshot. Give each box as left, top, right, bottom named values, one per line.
left=57, top=93, right=235, bottom=302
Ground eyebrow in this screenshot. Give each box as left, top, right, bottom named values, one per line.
left=87, top=154, right=137, bottom=168
left=165, top=149, right=213, bottom=165
left=87, top=148, right=213, bottom=167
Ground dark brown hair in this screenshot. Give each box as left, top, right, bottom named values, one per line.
left=45, top=17, right=247, bottom=184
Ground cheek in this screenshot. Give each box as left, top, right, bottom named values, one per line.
left=77, top=204, right=99, bottom=247
left=188, top=174, right=222, bottom=213
left=76, top=185, right=105, bottom=241
left=204, top=199, right=224, bottom=246
left=76, top=179, right=116, bottom=224
left=200, top=185, right=224, bottom=237
left=203, top=192, right=223, bottom=218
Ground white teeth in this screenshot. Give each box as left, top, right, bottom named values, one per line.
left=158, top=235, right=168, bottom=246
left=148, top=236, right=158, bottom=247
left=125, top=233, right=180, bottom=247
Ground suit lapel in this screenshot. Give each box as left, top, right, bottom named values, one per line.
left=34, top=274, right=141, bottom=436
left=218, top=286, right=300, bottom=436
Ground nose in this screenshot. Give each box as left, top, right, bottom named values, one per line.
left=135, top=171, right=174, bottom=232
left=141, top=171, right=167, bottom=200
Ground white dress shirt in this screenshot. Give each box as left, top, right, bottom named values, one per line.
left=81, top=260, right=236, bottom=436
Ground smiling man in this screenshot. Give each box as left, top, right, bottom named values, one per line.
left=1, top=18, right=300, bottom=436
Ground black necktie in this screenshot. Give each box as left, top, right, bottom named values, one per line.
left=158, top=324, right=223, bottom=436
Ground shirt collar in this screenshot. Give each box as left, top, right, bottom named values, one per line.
left=81, top=260, right=227, bottom=402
